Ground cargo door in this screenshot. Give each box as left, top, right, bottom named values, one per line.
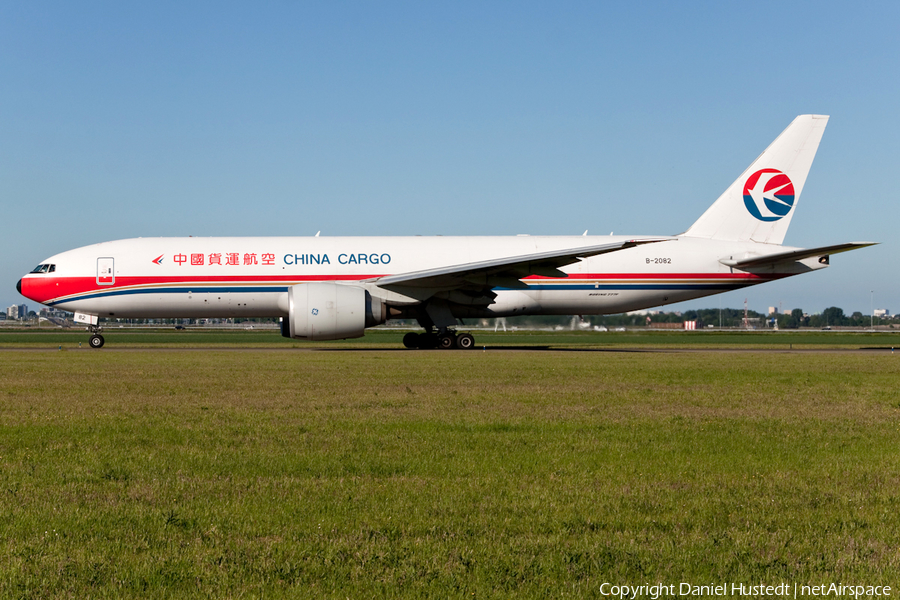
left=97, top=257, right=115, bottom=285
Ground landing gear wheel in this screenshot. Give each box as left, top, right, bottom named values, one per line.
left=403, top=332, right=420, bottom=349
left=89, top=334, right=105, bottom=349
left=438, top=333, right=456, bottom=349
left=455, top=332, right=475, bottom=350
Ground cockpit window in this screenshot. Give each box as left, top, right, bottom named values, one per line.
left=29, top=264, right=55, bottom=273
left=48, top=264, right=55, bottom=273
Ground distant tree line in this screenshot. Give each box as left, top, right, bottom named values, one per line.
left=777, top=306, right=885, bottom=329
left=494, top=306, right=891, bottom=329
left=497, top=309, right=762, bottom=329
left=4, top=307, right=891, bottom=329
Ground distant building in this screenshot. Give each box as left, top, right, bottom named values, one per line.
left=7, top=304, right=28, bottom=320
left=768, top=306, right=778, bottom=315
left=874, top=309, right=890, bottom=318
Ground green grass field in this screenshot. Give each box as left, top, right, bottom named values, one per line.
left=2, top=326, right=900, bottom=349
left=1, top=334, right=899, bottom=597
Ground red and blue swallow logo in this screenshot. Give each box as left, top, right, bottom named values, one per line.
left=743, top=169, right=795, bottom=222
left=152, top=255, right=164, bottom=265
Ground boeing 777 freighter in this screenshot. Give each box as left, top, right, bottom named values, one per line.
left=17, top=115, right=874, bottom=348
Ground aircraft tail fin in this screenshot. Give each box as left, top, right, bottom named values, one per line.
left=683, top=115, right=829, bottom=245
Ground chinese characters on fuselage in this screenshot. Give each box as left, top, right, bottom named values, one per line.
left=168, top=252, right=391, bottom=266
left=173, top=253, right=276, bottom=266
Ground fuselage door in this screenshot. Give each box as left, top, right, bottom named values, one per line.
left=97, top=257, right=115, bottom=286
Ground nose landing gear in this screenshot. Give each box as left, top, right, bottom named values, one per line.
left=88, top=325, right=105, bottom=349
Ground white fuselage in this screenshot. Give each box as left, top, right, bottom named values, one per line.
left=19, top=235, right=823, bottom=320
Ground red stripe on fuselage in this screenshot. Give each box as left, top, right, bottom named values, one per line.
left=522, top=272, right=781, bottom=281
left=21, top=271, right=780, bottom=305
left=20, top=274, right=386, bottom=304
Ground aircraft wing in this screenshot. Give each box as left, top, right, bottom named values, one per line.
left=719, top=242, right=877, bottom=269
left=367, top=237, right=673, bottom=291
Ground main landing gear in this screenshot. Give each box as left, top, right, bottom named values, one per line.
left=88, top=326, right=105, bottom=349
left=403, top=329, right=475, bottom=350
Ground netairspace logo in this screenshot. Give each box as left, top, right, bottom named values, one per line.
left=598, top=582, right=892, bottom=598
left=743, top=168, right=795, bottom=222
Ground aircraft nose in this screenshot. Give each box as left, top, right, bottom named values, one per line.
left=16, top=278, right=22, bottom=294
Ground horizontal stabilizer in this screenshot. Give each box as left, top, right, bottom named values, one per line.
left=719, top=242, right=877, bottom=269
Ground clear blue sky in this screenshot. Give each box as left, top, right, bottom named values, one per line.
left=2, top=2, right=897, bottom=315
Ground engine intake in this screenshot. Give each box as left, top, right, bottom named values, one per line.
left=281, top=283, right=384, bottom=341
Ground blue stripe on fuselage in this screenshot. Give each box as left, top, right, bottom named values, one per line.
left=46, top=286, right=290, bottom=306
left=47, top=280, right=756, bottom=306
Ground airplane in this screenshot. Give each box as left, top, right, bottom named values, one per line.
left=17, top=115, right=874, bottom=349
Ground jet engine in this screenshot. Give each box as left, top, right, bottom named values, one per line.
left=281, top=283, right=385, bottom=340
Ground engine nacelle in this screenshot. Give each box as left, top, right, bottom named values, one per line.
left=281, top=283, right=384, bottom=341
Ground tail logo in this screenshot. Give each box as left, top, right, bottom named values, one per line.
left=742, top=169, right=795, bottom=222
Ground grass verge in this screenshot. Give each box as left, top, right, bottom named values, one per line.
left=0, top=349, right=898, bottom=597
left=2, top=327, right=900, bottom=349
